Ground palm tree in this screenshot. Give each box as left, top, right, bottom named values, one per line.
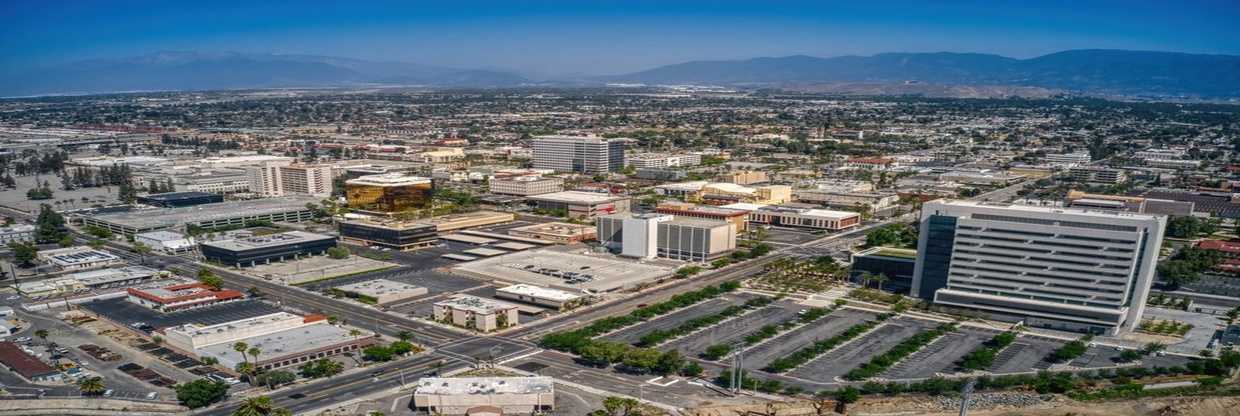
left=872, top=273, right=889, bottom=292
left=233, top=341, right=250, bottom=369
left=349, top=329, right=362, bottom=341
left=232, top=396, right=277, bottom=416
left=34, top=329, right=49, bottom=343
left=78, top=376, right=105, bottom=396
left=247, top=347, right=263, bottom=379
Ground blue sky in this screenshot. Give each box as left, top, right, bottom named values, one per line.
left=2, top=0, right=1238, bottom=76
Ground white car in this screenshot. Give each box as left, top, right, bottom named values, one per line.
left=5, top=295, right=19, bottom=300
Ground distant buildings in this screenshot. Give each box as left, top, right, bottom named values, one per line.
left=846, top=157, right=895, bottom=170
left=278, top=164, right=335, bottom=197
left=626, top=153, right=700, bottom=169
left=489, top=176, right=564, bottom=196
left=1069, top=166, right=1125, bottom=185
left=16, top=266, right=160, bottom=298
left=1044, top=152, right=1092, bottom=166
left=652, top=182, right=792, bottom=206
left=412, top=376, right=554, bottom=415
left=722, top=170, right=769, bottom=185
left=0, top=223, right=34, bottom=245
left=531, top=135, right=625, bottom=174
left=793, top=190, right=900, bottom=214
left=200, top=231, right=337, bottom=267
left=345, top=173, right=434, bottom=213
left=434, top=294, right=520, bottom=332
left=1065, top=190, right=1194, bottom=217
left=597, top=213, right=737, bottom=261
left=911, top=200, right=1165, bottom=335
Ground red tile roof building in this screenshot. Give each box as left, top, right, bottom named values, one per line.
left=0, top=342, right=59, bottom=382
left=127, top=283, right=244, bottom=313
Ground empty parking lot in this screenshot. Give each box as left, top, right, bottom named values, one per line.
left=789, top=317, right=939, bottom=381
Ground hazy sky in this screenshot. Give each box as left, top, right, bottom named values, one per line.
left=3, top=0, right=1238, bottom=76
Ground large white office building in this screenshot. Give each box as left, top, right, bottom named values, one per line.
left=531, top=135, right=625, bottom=174
left=911, top=200, right=1165, bottom=335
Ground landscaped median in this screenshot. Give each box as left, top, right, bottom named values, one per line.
left=701, top=305, right=835, bottom=361
left=763, top=312, right=896, bottom=373
left=843, top=323, right=957, bottom=380
left=636, top=296, right=773, bottom=347
left=538, top=281, right=743, bottom=375
left=957, top=330, right=1018, bottom=371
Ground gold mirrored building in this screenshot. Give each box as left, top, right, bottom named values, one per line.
left=345, top=173, right=434, bottom=214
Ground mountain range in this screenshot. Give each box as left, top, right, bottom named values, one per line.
left=3, top=49, right=1239, bottom=98
left=610, top=50, right=1240, bottom=98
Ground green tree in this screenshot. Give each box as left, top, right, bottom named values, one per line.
left=34, top=204, right=65, bottom=243
left=200, top=269, right=225, bottom=290
left=57, top=234, right=75, bottom=248
left=834, top=386, right=861, bottom=413
left=133, top=241, right=152, bottom=265
left=258, top=370, right=296, bottom=390
left=597, top=396, right=640, bottom=416
left=363, top=345, right=394, bottom=362
left=298, top=359, right=343, bottom=378
left=8, top=241, right=38, bottom=267
left=326, top=246, right=350, bottom=259
left=174, top=379, right=230, bottom=409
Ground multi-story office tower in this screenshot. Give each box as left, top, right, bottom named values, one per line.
left=532, top=135, right=625, bottom=174
left=246, top=160, right=292, bottom=197
left=911, top=200, right=1165, bottom=335
left=489, top=176, right=564, bottom=196
left=345, top=173, right=434, bottom=213
left=279, top=164, right=335, bottom=197
left=597, top=213, right=736, bottom=262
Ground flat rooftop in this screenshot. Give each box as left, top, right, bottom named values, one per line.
left=40, top=247, right=120, bottom=265
left=526, top=191, right=627, bottom=204
left=435, top=294, right=519, bottom=314
left=196, top=322, right=359, bottom=369
left=86, top=196, right=319, bottom=229
left=415, top=376, right=553, bottom=395
left=346, top=173, right=431, bottom=187
left=931, top=199, right=1161, bottom=221
left=334, top=279, right=426, bottom=297
left=497, top=284, right=582, bottom=302
left=453, top=247, right=675, bottom=293
left=201, top=231, right=334, bottom=251
left=163, top=312, right=301, bottom=342
left=67, top=266, right=160, bottom=286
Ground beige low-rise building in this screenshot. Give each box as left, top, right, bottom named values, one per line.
left=433, top=295, right=520, bottom=332
left=331, top=279, right=428, bottom=306
left=413, top=376, right=554, bottom=415
left=506, top=222, right=597, bottom=244
left=496, top=284, right=584, bottom=311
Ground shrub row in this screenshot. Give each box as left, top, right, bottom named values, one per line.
left=703, top=306, right=835, bottom=361
left=764, top=313, right=894, bottom=373
left=636, top=297, right=773, bottom=347
left=844, top=323, right=956, bottom=380
left=958, top=331, right=1018, bottom=371
left=1051, top=334, right=1092, bottom=363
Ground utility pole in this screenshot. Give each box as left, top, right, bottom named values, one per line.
left=959, top=378, right=976, bottom=416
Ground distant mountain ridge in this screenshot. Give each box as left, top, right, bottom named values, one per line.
left=0, top=52, right=530, bottom=97
left=4, top=49, right=1239, bottom=98
left=608, top=49, right=1240, bottom=98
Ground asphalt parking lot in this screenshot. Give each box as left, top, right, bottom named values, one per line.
left=988, top=335, right=1062, bottom=373
left=789, top=317, right=938, bottom=381
left=740, top=308, right=877, bottom=369
left=761, top=226, right=827, bottom=246
left=662, top=300, right=802, bottom=355
left=885, top=327, right=995, bottom=379
left=80, top=298, right=282, bottom=330
left=599, top=293, right=762, bottom=345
